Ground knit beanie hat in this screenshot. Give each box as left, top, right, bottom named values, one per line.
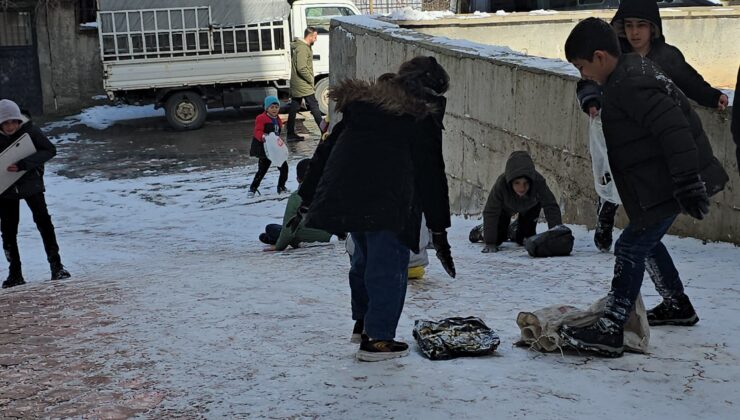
left=264, top=95, right=280, bottom=110
left=0, top=99, right=24, bottom=125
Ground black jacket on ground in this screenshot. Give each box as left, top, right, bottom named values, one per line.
left=600, top=53, right=728, bottom=228
left=732, top=67, right=740, bottom=173
left=610, top=0, right=722, bottom=108
left=0, top=119, right=56, bottom=200
left=298, top=79, right=451, bottom=253
left=483, top=151, right=561, bottom=245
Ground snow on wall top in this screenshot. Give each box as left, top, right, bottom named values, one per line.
left=333, top=15, right=580, bottom=79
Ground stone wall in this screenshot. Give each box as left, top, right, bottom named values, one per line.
left=329, top=15, right=739, bottom=243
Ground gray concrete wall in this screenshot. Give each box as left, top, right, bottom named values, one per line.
left=330, top=16, right=740, bottom=244
left=408, top=7, right=740, bottom=90
left=35, top=1, right=104, bottom=115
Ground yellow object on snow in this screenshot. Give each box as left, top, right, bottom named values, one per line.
left=408, top=266, right=425, bottom=279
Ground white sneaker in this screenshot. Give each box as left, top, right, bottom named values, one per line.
left=247, top=189, right=260, bottom=198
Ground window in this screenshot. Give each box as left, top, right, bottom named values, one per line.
left=0, top=11, right=33, bottom=47
left=78, top=0, right=98, bottom=26
left=305, top=7, right=355, bottom=34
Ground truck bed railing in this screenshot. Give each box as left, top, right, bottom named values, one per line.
left=98, top=7, right=287, bottom=62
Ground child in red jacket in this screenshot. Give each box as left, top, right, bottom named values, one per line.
left=248, top=96, right=288, bottom=197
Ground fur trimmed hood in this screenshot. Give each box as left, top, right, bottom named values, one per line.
left=329, top=78, right=441, bottom=120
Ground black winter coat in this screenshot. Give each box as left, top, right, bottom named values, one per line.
left=483, top=151, right=561, bottom=245
left=298, top=79, right=451, bottom=253
left=600, top=53, right=728, bottom=228
left=0, top=119, right=56, bottom=200
left=732, top=67, right=740, bottom=174
left=610, top=0, right=722, bottom=108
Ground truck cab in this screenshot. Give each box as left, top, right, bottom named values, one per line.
left=290, top=0, right=360, bottom=114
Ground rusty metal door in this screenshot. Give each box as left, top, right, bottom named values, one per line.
left=0, top=10, right=43, bottom=116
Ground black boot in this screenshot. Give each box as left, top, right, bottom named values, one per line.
left=2, top=272, right=25, bottom=289
left=647, top=294, right=699, bottom=326
left=594, top=200, right=618, bottom=252
left=468, top=224, right=484, bottom=243
left=559, top=317, right=624, bottom=358
left=50, top=260, right=71, bottom=281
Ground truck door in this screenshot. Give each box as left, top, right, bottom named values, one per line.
left=302, top=5, right=357, bottom=76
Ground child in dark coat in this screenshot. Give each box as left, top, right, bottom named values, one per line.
left=248, top=96, right=288, bottom=197
left=470, top=151, right=562, bottom=253
left=295, top=57, right=456, bottom=362
left=0, top=99, right=70, bottom=288
left=577, top=0, right=729, bottom=252
left=560, top=18, right=728, bottom=357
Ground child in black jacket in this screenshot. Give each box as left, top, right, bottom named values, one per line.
left=560, top=18, right=728, bottom=357
left=577, top=0, right=729, bottom=252
left=0, top=99, right=70, bottom=288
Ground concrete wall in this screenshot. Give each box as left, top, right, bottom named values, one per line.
left=34, top=1, right=104, bottom=115
left=408, top=7, right=740, bottom=89
left=329, top=15, right=739, bottom=243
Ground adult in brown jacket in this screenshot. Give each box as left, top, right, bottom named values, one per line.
left=478, top=151, right=562, bottom=252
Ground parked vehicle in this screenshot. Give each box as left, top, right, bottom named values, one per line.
left=469, top=0, right=719, bottom=13
left=97, top=0, right=360, bottom=130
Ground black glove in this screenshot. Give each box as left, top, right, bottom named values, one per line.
left=673, top=175, right=709, bottom=220
left=286, top=205, right=309, bottom=233
left=481, top=245, right=500, bottom=253
left=576, top=79, right=602, bottom=114
left=432, top=231, right=456, bottom=278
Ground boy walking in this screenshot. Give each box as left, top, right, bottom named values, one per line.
left=0, top=99, right=70, bottom=288
left=248, top=96, right=289, bottom=197
left=559, top=19, right=728, bottom=357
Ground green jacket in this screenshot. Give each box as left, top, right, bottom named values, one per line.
left=290, top=40, right=315, bottom=98
left=276, top=191, right=332, bottom=250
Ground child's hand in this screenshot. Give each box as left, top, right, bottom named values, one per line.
left=263, top=245, right=277, bottom=252
left=6, top=164, right=19, bottom=172
left=717, top=94, right=728, bottom=111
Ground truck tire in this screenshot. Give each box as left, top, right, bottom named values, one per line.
left=315, top=77, right=330, bottom=115
left=165, top=91, right=207, bottom=130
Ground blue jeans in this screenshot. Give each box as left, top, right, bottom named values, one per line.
left=606, top=215, right=685, bottom=325
left=349, top=231, right=410, bottom=340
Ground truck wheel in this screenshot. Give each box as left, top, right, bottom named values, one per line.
left=315, top=78, right=330, bottom=115
left=165, top=91, right=207, bottom=130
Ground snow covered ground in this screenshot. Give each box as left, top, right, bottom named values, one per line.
left=9, top=135, right=737, bottom=418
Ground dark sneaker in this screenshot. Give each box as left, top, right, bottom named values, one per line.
left=247, top=189, right=260, bottom=199
left=559, top=317, right=624, bottom=358
left=594, top=222, right=614, bottom=252
left=647, top=294, right=699, bottom=326
left=350, top=319, right=365, bottom=343
left=50, top=262, right=71, bottom=281
left=287, top=133, right=305, bottom=142
left=468, top=224, right=484, bottom=243
left=356, top=337, right=410, bottom=362
left=2, top=273, right=25, bottom=289
left=258, top=233, right=271, bottom=245
left=277, top=186, right=290, bottom=195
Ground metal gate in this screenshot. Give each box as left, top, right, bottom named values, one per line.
left=0, top=10, right=44, bottom=116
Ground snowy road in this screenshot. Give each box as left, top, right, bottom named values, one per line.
left=1, top=109, right=739, bottom=418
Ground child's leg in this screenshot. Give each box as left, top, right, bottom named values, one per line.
left=495, top=211, right=512, bottom=246
left=349, top=232, right=369, bottom=322
left=250, top=157, right=272, bottom=192
left=645, top=241, right=685, bottom=299
left=277, top=162, right=288, bottom=191
left=24, top=193, right=61, bottom=263
left=515, top=204, right=541, bottom=244
left=264, top=224, right=282, bottom=245
left=361, top=230, right=410, bottom=340
left=605, top=215, right=677, bottom=326
left=286, top=98, right=302, bottom=135
left=0, top=199, right=22, bottom=275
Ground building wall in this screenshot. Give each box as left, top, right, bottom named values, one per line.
left=34, top=0, right=104, bottom=115
left=329, top=15, right=739, bottom=243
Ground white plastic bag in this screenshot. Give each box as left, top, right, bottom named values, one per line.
left=263, top=132, right=289, bottom=167
left=588, top=116, right=621, bottom=204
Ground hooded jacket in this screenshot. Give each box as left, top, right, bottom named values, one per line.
left=610, top=0, right=722, bottom=108
left=732, top=67, right=739, bottom=174
left=290, top=40, right=315, bottom=98
left=600, top=53, right=728, bottom=228
left=298, top=78, right=450, bottom=253
left=483, top=151, right=562, bottom=245
left=0, top=117, right=56, bottom=200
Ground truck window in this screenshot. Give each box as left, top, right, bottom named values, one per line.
left=305, top=7, right=355, bottom=34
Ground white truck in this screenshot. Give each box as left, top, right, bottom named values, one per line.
left=97, top=0, right=360, bottom=130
